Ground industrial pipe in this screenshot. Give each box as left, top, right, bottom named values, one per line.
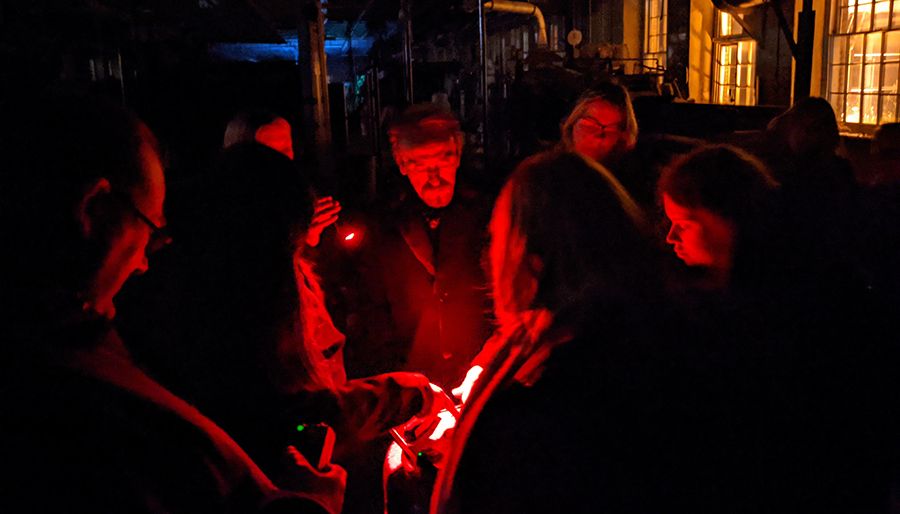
left=484, top=1, right=548, bottom=47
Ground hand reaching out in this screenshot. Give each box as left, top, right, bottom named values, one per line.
left=306, top=197, right=341, bottom=248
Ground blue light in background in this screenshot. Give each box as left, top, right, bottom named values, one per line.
left=209, top=36, right=375, bottom=63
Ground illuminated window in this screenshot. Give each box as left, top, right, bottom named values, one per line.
left=828, top=0, right=900, bottom=127
left=713, top=12, right=758, bottom=106
left=644, top=0, right=667, bottom=70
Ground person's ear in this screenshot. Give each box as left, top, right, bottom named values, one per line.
left=77, top=177, right=113, bottom=238
left=454, top=136, right=464, bottom=158
left=393, top=151, right=409, bottom=176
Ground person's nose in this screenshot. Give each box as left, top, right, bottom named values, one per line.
left=666, top=224, right=680, bottom=245
left=427, top=167, right=442, bottom=186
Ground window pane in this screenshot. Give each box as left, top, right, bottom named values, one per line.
left=850, top=63, right=864, bottom=92
left=717, top=84, right=729, bottom=104
left=831, top=64, right=848, bottom=92
left=863, top=94, right=879, bottom=123
left=883, top=62, right=899, bottom=92
left=719, top=65, right=733, bottom=87
left=840, top=6, right=855, bottom=33
left=886, top=31, right=900, bottom=60
left=739, top=41, right=755, bottom=63
left=830, top=94, right=847, bottom=122
left=882, top=95, right=897, bottom=122
left=833, top=35, right=849, bottom=64
left=865, top=63, right=882, bottom=93
left=875, top=1, right=891, bottom=29
left=850, top=34, right=865, bottom=62
left=847, top=93, right=862, bottom=122
left=719, top=44, right=734, bottom=67
left=867, top=32, right=883, bottom=62
left=858, top=1, right=873, bottom=32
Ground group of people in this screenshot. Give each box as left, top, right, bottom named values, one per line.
left=2, top=81, right=899, bottom=514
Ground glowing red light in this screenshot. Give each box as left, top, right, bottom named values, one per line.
left=344, top=233, right=355, bottom=241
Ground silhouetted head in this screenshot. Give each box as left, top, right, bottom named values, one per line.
left=224, top=109, right=294, bottom=160
left=177, top=142, right=325, bottom=390
left=872, top=122, right=900, bottom=159
left=767, top=97, right=840, bottom=159
left=1, top=94, right=167, bottom=332
left=389, top=103, right=463, bottom=208
left=560, top=83, right=638, bottom=165
left=490, top=150, right=657, bottom=327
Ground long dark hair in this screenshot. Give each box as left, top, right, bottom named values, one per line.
left=173, top=142, right=319, bottom=397
left=491, top=150, right=662, bottom=326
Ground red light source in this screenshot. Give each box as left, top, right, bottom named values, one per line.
left=336, top=224, right=363, bottom=249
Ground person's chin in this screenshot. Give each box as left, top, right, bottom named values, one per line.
left=422, top=190, right=453, bottom=208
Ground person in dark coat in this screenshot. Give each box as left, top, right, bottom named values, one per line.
left=430, top=149, right=673, bottom=514
left=119, top=141, right=452, bottom=514
left=329, top=104, right=494, bottom=391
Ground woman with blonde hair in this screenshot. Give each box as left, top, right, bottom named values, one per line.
left=559, top=83, right=638, bottom=167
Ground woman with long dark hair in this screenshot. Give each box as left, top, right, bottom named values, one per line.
left=136, top=142, right=447, bottom=512
left=430, top=149, right=670, bottom=514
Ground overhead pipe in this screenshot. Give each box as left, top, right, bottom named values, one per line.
left=484, top=1, right=548, bottom=47
left=479, top=0, right=488, bottom=148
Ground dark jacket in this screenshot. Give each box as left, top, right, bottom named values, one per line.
left=433, top=297, right=897, bottom=514
left=0, top=323, right=335, bottom=514
left=327, top=183, right=494, bottom=389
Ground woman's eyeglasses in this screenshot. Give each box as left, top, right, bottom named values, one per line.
left=576, top=116, right=626, bottom=137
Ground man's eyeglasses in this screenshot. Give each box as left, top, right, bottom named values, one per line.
left=113, top=191, right=172, bottom=254
left=576, top=116, right=626, bottom=137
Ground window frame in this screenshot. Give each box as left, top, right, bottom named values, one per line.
left=712, top=11, right=759, bottom=106
left=644, top=0, right=668, bottom=71
left=827, top=0, right=900, bottom=132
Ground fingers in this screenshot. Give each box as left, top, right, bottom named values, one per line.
left=285, top=445, right=312, bottom=467
left=310, top=197, right=341, bottom=229
left=313, top=197, right=341, bottom=217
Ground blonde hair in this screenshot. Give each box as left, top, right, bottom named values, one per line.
left=560, top=85, right=639, bottom=155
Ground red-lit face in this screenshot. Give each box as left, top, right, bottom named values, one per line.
left=255, top=117, right=294, bottom=160
left=86, top=142, right=167, bottom=319
left=394, top=139, right=461, bottom=208
left=572, top=100, right=628, bottom=164
left=663, top=194, right=735, bottom=273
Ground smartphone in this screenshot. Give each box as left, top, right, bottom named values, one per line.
left=291, top=423, right=336, bottom=470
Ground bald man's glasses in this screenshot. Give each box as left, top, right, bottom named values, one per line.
left=113, top=191, right=172, bottom=254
